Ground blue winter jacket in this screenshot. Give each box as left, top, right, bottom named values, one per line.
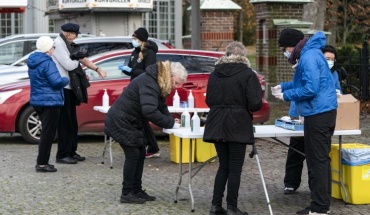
left=289, top=69, right=342, bottom=117
left=281, top=32, right=338, bottom=117
left=28, top=51, right=69, bottom=107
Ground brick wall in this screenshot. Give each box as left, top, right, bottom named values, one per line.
left=254, top=3, right=303, bottom=84
left=183, top=10, right=236, bottom=52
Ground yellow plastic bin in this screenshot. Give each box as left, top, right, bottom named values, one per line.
left=195, top=139, right=217, bottom=163
left=330, top=143, right=370, bottom=204
left=169, top=134, right=195, bottom=163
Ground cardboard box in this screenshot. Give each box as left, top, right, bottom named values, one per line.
left=335, top=94, right=360, bottom=130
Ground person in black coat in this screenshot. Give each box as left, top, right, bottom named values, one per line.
left=118, top=27, right=161, bottom=159
left=203, top=41, right=263, bottom=215
left=105, top=61, right=187, bottom=204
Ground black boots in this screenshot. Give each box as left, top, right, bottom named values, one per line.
left=226, top=205, right=248, bottom=215
left=209, top=205, right=227, bottom=215
left=120, top=192, right=146, bottom=204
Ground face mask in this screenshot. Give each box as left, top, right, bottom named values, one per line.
left=132, top=39, right=140, bottom=48
left=327, top=60, right=334, bottom=69
left=283, top=50, right=291, bottom=58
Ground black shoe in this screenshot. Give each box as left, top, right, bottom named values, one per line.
left=209, top=205, right=227, bottom=215
left=296, top=206, right=310, bottom=215
left=35, top=164, right=57, bottom=172
left=56, top=156, right=78, bottom=164
left=120, top=192, right=146, bottom=204
left=226, top=205, right=248, bottom=215
left=134, top=190, right=156, bottom=201
left=72, top=153, right=86, bottom=161
left=284, top=187, right=296, bottom=194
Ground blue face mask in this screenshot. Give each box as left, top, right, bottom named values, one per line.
left=284, top=50, right=291, bottom=58
left=132, top=39, right=140, bottom=48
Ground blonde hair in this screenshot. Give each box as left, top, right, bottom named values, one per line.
left=138, top=41, right=147, bottom=61
left=157, top=61, right=188, bottom=97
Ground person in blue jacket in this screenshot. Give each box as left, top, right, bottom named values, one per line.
left=283, top=44, right=343, bottom=201
left=272, top=29, right=337, bottom=215
left=28, top=36, right=69, bottom=172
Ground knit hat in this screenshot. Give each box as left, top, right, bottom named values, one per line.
left=132, top=27, right=149, bottom=42
left=36, top=36, right=54, bottom=53
left=278, top=28, right=304, bottom=47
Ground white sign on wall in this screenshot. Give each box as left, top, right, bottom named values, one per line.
left=0, top=0, right=27, bottom=7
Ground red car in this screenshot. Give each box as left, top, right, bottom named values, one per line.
left=0, top=49, right=270, bottom=144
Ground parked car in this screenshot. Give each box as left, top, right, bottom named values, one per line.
left=0, top=36, right=173, bottom=85
left=0, top=33, right=94, bottom=65
left=0, top=49, right=270, bottom=144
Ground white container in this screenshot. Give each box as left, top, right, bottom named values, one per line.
left=102, top=89, right=109, bottom=107
left=191, top=110, right=200, bottom=132
left=181, top=108, right=191, bottom=128
left=173, top=90, right=180, bottom=108
left=188, top=90, right=194, bottom=108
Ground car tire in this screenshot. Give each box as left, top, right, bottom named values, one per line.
left=18, top=106, right=41, bottom=144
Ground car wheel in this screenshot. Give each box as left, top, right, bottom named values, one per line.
left=18, top=106, right=41, bottom=144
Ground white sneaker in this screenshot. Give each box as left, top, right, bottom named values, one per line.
left=309, top=211, right=327, bottom=215
left=145, top=152, right=160, bottom=158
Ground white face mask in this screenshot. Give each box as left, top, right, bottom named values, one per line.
left=132, top=39, right=140, bottom=48
left=284, top=50, right=291, bottom=58
left=327, top=60, right=334, bottom=69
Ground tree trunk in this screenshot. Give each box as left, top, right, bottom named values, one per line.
left=327, top=0, right=339, bottom=45
left=303, top=0, right=326, bottom=31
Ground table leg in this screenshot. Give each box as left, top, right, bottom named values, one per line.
left=189, top=138, right=195, bottom=212
left=174, top=137, right=183, bottom=203
left=102, top=135, right=109, bottom=164
left=338, top=135, right=348, bottom=203
left=109, top=137, right=113, bottom=169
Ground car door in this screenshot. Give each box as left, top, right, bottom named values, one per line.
left=76, top=55, right=131, bottom=132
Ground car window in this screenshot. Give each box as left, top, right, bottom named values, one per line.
left=79, top=42, right=134, bottom=56
left=192, top=56, right=217, bottom=73
left=85, top=56, right=131, bottom=81
left=0, top=41, right=25, bottom=65
left=157, top=54, right=200, bottom=74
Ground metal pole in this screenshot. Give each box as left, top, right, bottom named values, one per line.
left=361, top=35, right=369, bottom=100
left=191, top=0, right=201, bottom=50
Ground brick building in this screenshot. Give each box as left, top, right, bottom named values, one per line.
left=183, top=0, right=241, bottom=52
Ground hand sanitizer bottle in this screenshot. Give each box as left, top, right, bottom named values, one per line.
left=102, top=89, right=109, bottom=107
left=191, top=110, right=200, bottom=132
left=181, top=107, right=190, bottom=128
left=173, top=90, right=180, bottom=108
left=188, top=90, right=194, bottom=109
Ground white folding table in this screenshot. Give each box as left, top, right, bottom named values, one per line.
left=163, top=125, right=361, bottom=213
left=93, top=106, right=210, bottom=168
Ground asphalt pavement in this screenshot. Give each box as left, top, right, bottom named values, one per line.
left=0, top=134, right=369, bottom=215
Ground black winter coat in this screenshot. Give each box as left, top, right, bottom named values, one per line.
left=104, top=64, right=174, bottom=147
left=123, top=40, right=158, bottom=81
left=203, top=56, right=263, bottom=144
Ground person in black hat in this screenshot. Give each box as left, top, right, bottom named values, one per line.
left=272, top=29, right=337, bottom=215
left=52, top=23, right=107, bottom=165
left=118, top=27, right=161, bottom=159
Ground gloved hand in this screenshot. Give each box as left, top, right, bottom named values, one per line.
left=271, top=85, right=282, bottom=96
left=118, top=63, right=132, bottom=72
left=274, top=93, right=284, bottom=101
left=172, top=123, right=181, bottom=129
left=336, top=89, right=342, bottom=98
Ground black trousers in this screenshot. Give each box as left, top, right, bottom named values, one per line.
left=34, top=107, right=60, bottom=165
left=57, top=89, right=78, bottom=159
left=284, top=136, right=306, bottom=190
left=304, top=110, right=336, bottom=213
left=121, top=144, right=146, bottom=195
left=212, top=141, right=246, bottom=207
left=143, top=122, right=159, bottom=153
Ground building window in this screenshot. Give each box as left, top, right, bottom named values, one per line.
left=0, top=13, right=23, bottom=37
left=143, top=0, right=175, bottom=45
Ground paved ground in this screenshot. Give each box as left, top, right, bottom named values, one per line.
left=1, top=130, right=370, bottom=215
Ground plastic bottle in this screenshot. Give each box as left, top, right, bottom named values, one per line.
left=181, top=107, right=191, bottom=128
left=102, top=89, right=109, bottom=107
left=173, top=90, right=180, bottom=108
left=188, top=90, right=194, bottom=109
left=191, top=110, right=200, bottom=132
